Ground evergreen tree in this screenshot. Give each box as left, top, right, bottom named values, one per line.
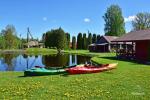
left=87, top=33, right=92, bottom=45
left=66, top=33, right=70, bottom=49
left=82, top=33, right=87, bottom=49
left=44, top=32, right=49, bottom=48
left=92, top=34, right=97, bottom=43
left=77, top=33, right=82, bottom=49
left=44, top=28, right=67, bottom=52
left=103, top=5, right=125, bottom=36
left=42, top=33, right=46, bottom=43
left=97, top=35, right=101, bottom=43
left=72, top=36, right=76, bottom=50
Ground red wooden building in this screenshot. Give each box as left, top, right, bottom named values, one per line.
left=112, top=29, right=150, bottom=63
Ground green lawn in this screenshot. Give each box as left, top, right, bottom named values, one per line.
left=0, top=49, right=150, bottom=99
left=25, top=48, right=57, bottom=55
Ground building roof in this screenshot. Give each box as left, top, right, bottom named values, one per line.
left=103, top=36, right=119, bottom=43
left=89, top=44, right=96, bottom=46
left=96, top=43, right=108, bottom=45
left=112, top=29, right=150, bottom=42
left=97, top=36, right=119, bottom=44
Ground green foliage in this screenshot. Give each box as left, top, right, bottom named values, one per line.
left=42, top=33, right=46, bottom=43
left=55, top=28, right=67, bottom=50
left=103, top=5, right=125, bottom=36
left=77, top=33, right=83, bottom=49
left=92, top=34, right=97, bottom=43
left=0, top=36, right=5, bottom=49
left=44, top=33, right=49, bottom=48
left=97, top=35, right=101, bottom=43
left=72, top=36, right=76, bottom=50
left=44, top=28, right=67, bottom=50
left=65, top=33, right=70, bottom=49
left=0, top=25, right=21, bottom=49
left=14, top=36, right=22, bottom=49
left=82, top=33, right=87, bottom=49
left=87, top=33, right=92, bottom=46
left=132, top=12, right=150, bottom=31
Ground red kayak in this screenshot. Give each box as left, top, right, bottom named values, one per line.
left=65, top=63, right=118, bottom=74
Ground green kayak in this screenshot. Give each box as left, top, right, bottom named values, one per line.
left=24, top=67, right=66, bottom=76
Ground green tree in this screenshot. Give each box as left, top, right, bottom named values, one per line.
left=44, top=32, right=50, bottom=48
left=66, top=33, right=70, bottom=49
left=92, top=34, right=97, bottom=43
left=87, top=33, right=92, bottom=45
left=77, top=33, right=82, bottom=49
left=97, top=35, right=101, bottom=42
left=103, top=5, right=125, bottom=36
left=55, top=28, right=67, bottom=51
left=0, top=36, right=5, bottom=49
left=44, top=28, right=67, bottom=52
left=42, top=33, right=46, bottom=43
left=3, top=29, right=14, bottom=49
left=82, top=33, right=87, bottom=49
left=132, top=12, right=150, bottom=31
left=72, top=36, right=76, bottom=50
left=1, top=25, right=20, bottom=49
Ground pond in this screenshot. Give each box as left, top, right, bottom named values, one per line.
left=0, top=53, right=91, bottom=71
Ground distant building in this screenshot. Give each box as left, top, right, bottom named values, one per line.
left=24, top=41, right=44, bottom=48
left=89, top=36, right=119, bottom=52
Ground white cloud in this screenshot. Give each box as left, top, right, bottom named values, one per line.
left=43, top=17, right=47, bottom=21
left=124, top=15, right=136, bottom=23
left=84, top=18, right=91, bottom=23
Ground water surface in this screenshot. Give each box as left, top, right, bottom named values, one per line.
left=0, top=54, right=91, bottom=71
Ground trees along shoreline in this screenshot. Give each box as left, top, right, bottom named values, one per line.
left=1, top=5, right=150, bottom=51
left=44, top=28, right=67, bottom=53
left=0, top=25, right=21, bottom=50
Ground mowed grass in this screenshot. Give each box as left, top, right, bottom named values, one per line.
left=0, top=49, right=150, bottom=99
left=26, top=48, right=57, bottom=55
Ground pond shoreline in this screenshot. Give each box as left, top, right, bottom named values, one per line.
left=0, top=52, right=91, bottom=71
left=0, top=49, right=26, bottom=53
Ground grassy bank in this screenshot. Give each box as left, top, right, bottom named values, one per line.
left=26, top=48, right=57, bottom=55
left=0, top=49, right=150, bottom=99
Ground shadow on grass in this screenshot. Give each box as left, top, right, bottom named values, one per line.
left=60, top=73, right=70, bottom=77
left=60, top=70, right=116, bottom=77
left=19, top=73, right=70, bottom=77
left=18, top=75, right=46, bottom=78
left=103, top=71, right=116, bottom=74
left=99, top=56, right=149, bottom=65
left=18, top=74, right=63, bottom=78
left=18, top=71, right=116, bottom=78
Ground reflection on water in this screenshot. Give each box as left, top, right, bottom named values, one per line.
left=0, top=53, right=91, bottom=71
left=42, top=54, right=69, bottom=67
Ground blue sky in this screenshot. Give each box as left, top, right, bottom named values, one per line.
left=0, top=0, right=150, bottom=39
